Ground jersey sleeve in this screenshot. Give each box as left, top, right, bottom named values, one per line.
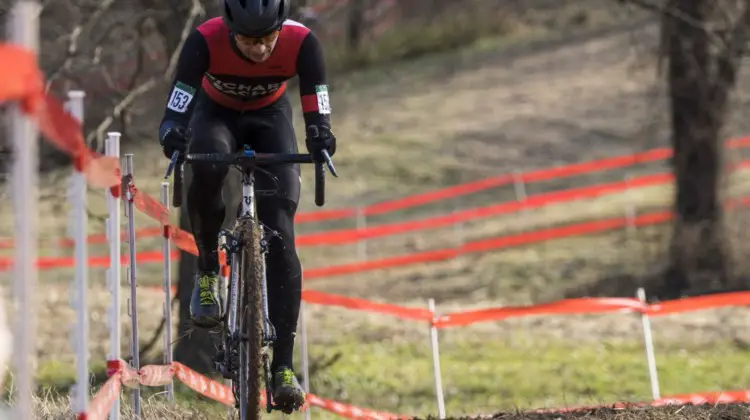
left=296, top=30, right=331, bottom=129
left=158, top=29, right=210, bottom=141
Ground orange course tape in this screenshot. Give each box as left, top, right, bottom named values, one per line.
left=88, top=358, right=750, bottom=419
left=76, top=371, right=122, bottom=420
left=0, top=168, right=669, bottom=249
left=531, top=389, right=750, bottom=414
left=306, top=289, right=750, bottom=326
left=85, top=359, right=405, bottom=419
left=144, top=285, right=750, bottom=329
left=296, top=172, right=675, bottom=246
left=302, top=290, right=433, bottom=321
left=298, top=159, right=750, bottom=246
left=295, top=135, right=750, bottom=223
left=1, top=156, right=747, bottom=255
left=296, top=289, right=750, bottom=329
left=0, top=250, right=177, bottom=270
left=0, top=43, right=118, bottom=189
left=6, top=135, right=750, bottom=250
left=0, top=44, right=44, bottom=110
left=0, top=193, right=743, bottom=275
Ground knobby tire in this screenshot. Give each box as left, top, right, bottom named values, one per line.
left=238, top=218, right=264, bottom=420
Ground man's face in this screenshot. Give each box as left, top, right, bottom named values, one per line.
left=234, top=30, right=280, bottom=63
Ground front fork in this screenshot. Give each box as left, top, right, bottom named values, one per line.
left=217, top=225, right=281, bottom=412
left=220, top=227, right=279, bottom=341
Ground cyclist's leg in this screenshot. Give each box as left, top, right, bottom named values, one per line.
left=239, top=93, right=305, bottom=409
left=185, top=94, right=240, bottom=327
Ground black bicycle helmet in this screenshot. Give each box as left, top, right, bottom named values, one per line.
left=222, top=0, right=290, bottom=37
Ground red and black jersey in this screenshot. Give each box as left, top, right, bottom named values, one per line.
left=158, top=17, right=331, bottom=140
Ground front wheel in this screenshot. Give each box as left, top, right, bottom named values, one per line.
left=237, top=218, right=264, bottom=420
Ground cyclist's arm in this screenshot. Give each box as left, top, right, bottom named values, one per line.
left=296, top=31, right=332, bottom=129
left=158, top=29, right=210, bottom=140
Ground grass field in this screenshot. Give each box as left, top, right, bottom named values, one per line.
left=4, top=1, right=750, bottom=419
left=13, top=321, right=750, bottom=418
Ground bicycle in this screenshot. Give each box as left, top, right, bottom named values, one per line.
left=165, top=145, right=337, bottom=420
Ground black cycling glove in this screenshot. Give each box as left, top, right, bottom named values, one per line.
left=305, top=124, right=336, bottom=161
left=160, top=125, right=188, bottom=159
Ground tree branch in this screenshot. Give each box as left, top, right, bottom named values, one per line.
left=83, top=0, right=205, bottom=146
left=618, top=0, right=727, bottom=51
left=86, top=77, right=158, bottom=145
left=44, top=0, right=116, bottom=92
left=164, top=0, right=205, bottom=82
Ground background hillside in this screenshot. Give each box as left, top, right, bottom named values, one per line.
left=3, top=0, right=750, bottom=418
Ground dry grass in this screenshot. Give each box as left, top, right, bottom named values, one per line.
left=8, top=397, right=750, bottom=419
left=0, top=391, right=224, bottom=419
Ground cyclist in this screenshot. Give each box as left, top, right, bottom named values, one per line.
left=157, top=0, right=336, bottom=412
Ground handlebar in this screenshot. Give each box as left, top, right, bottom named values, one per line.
left=164, top=150, right=183, bottom=208
left=163, top=148, right=337, bottom=209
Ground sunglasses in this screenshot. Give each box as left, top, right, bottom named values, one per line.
left=234, top=30, right=280, bottom=45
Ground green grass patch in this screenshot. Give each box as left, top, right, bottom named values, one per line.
left=305, top=337, right=750, bottom=419
left=16, top=292, right=750, bottom=420
left=12, top=333, right=750, bottom=419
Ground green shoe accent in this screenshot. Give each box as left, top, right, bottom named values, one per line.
left=273, top=366, right=306, bottom=413
left=198, top=274, right=219, bottom=306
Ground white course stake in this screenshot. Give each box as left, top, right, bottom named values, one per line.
left=106, top=132, right=122, bottom=420
left=160, top=182, right=175, bottom=402
left=428, top=299, right=446, bottom=419
left=123, top=154, right=142, bottom=418
left=637, top=287, right=660, bottom=400
left=299, top=301, right=311, bottom=420
left=66, top=89, right=90, bottom=416
left=8, top=2, right=41, bottom=418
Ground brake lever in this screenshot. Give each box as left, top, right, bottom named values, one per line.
left=164, top=150, right=181, bottom=179
left=320, top=149, right=338, bottom=177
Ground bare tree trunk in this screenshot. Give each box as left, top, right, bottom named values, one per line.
left=660, top=0, right=748, bottom=298
left=347, top=0, right=365, bottom=52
